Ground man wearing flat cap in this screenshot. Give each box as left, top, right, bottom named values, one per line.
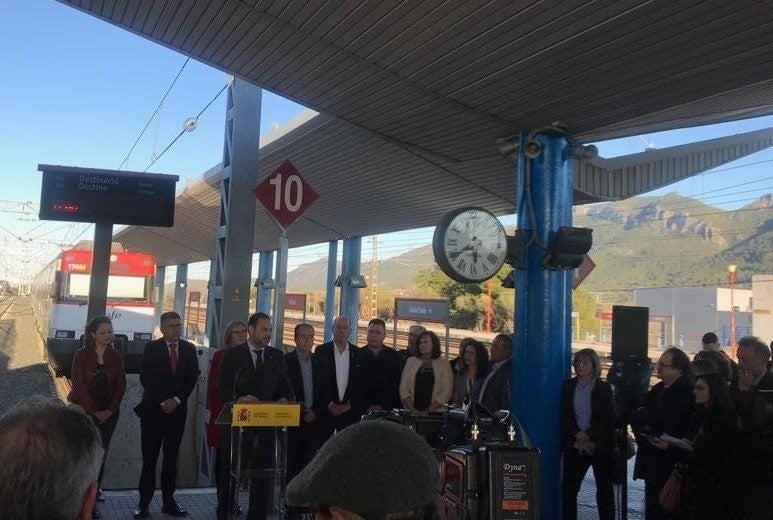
left=286, top=420, right=438, bottom=519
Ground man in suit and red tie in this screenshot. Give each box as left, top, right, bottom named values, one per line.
left=134, top=312, right=198, bottom=519
left=217, top=312, right=294, bottom=520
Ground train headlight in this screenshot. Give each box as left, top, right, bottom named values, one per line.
left=55, top=330, right=75, bottom=339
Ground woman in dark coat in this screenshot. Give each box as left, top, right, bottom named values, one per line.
left=648, top=372, right=737, bottom=519
left=561, top=348, right=616, bottom=520
left=450, top=339, right=489, bottom=407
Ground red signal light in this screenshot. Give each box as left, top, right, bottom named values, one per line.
left=53, top=203, right=80, bottom=214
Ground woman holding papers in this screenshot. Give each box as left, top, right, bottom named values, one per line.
left=647, top=371, right=738, bottom=519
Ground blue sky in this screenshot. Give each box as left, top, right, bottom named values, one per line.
left=1, top=1, right=772, bottom=283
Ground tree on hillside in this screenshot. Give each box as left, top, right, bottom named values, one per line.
left=572, top=288, right=600, bottom=341
left=415, top=267, right=513, bottom=332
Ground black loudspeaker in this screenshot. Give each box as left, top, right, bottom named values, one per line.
left=611, top=305, right=649, bottom=361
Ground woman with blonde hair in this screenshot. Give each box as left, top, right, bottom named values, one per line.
left=560, top=348, right=615, bottom=520
left=207, top=320, right=248, bottom=516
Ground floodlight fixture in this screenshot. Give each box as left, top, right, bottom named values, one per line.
left=543, top=227, right=593, bottom=269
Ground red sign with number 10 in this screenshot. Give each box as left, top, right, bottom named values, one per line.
left=253, top=160, right=318, bottom=230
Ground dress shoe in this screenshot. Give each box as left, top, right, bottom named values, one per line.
left=133, top=505, right=149, bottom=519
left=161, top=500, right=187, bottom=517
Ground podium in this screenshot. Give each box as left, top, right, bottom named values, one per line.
left=216, top=402, right=301, bottom=519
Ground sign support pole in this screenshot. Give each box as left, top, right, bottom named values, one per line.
left=272, top=230, right=289, bottom=350
left=87, top=222, right=113, bottom=323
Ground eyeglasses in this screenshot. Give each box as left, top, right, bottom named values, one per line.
left=657, top=362, right=673, bottom=367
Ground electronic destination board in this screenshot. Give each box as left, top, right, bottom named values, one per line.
left=38, top=165, right=178, bottom=227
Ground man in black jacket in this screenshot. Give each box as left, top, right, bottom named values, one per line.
left=217, top=312, right=294, bottom=520
left=285, top=323, right=321, bottom=480
left=362, top=318, right=404, bottom=413
left=313, top=316, right=366, bottom=444
left=473, top=333, right=513, bottom=413
left=134, top=312, right=198, bottom=519
left=731, top=336, right=773, bottom=518
left=633, top=347, right=694, bottom=520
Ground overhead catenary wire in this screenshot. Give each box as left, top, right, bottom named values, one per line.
left=118, top=57, right=190, bottom=170
left=143, top=82, right=228, bottom=173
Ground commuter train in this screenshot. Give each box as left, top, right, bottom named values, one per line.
left=31, top=242, right=156, bottom=377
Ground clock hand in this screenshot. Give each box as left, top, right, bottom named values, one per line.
left=449, top=245, right=474, bottom=260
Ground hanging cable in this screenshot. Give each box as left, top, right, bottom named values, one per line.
left=143, top=83, right=228, bottom=173
left=118, top=57, right=190, bottom=170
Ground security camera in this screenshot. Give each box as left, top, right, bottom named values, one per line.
left=523, top=140, right=541, bottom=159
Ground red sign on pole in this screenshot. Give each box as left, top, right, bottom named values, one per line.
left=572, top=254, right=596, bottom=290
left=285, top=293, right=306, bottom=311
left=253, top=160, right=318, bottom=229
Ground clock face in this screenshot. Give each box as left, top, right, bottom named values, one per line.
left=432, top=207, right=508, bottom=283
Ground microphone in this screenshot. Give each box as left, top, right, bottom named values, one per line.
left=232, top=367, right=242, bottom=403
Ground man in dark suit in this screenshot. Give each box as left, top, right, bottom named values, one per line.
left=134, top=311, right=198, bottom=519
left=285, top=323, right=321, bottom=481
left=473, top=333, right=513, bottom=413
left=217, top=312, right=294, bottom=520
left=361, top=318, right=405, bottom=413
left=313, top=316, right=366, bottom=444
left=731, top=336, right=773, bottom=518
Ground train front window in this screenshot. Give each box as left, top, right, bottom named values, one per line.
left=66, top=273, right=149, bottom=301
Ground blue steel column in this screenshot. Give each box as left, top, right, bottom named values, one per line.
left=173, top=264, right=188, bottom=323
left=513, top=130, right=573, bottom=520
left=339, top=237, right=362, bottom=344
left=256, top=251, right=274, bottom=314
left=323, top=240, right=338, bottom=343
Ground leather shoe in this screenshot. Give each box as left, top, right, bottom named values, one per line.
left=133, top=505, right=149, bottom=519
left=161, top=500, right=187, bottom=517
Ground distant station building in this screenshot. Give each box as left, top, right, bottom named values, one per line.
left=752, top=275, right=773, bottom=345
left=634, top=286, right=754, bottom=351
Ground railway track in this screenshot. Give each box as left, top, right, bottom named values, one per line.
left=0, top=295, right=15, bottom=320
left=183, top=306, right=497, bottom=359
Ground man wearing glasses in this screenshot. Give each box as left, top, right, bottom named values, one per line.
left=632, top=347, right=694, bottom=520
left=134, top=312, right=198, bottom=518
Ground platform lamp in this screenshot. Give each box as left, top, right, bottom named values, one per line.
left=728, top=264, right=737, bottom=359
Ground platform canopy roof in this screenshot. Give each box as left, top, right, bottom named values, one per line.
left=61, top=0, right=773, bottom=265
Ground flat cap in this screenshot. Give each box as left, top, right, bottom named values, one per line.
left=285, top=420, right=438, bottom=515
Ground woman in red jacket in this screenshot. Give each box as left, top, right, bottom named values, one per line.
left=207, top=320, right=248, bottom=515
left=68, top=316, right=127, bottom=518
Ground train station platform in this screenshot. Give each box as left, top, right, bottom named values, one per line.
left=90, top=474, right=644, bottom=519
left=1, top=295, right=644, bottom=519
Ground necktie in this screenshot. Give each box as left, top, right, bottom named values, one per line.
left=253, top=348, right=263, bottom=370
left=169, top=342, right=178, bottom=374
